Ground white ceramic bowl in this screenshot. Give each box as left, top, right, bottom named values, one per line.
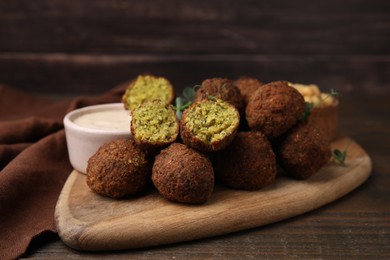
left=63, top=103, right=132, bottom=174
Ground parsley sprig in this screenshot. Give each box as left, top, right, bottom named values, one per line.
left=302, top=102, right=315, bottom=122
left=301, top=88, right=340, bottom=121
left=173, top=85, right=199, bottom=120
left=332, top=141, right=352, bottom=167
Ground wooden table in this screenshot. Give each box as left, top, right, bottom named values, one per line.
left=3, top=2, right=389, bottom=258
left=22, top=94, right=390, bottom=259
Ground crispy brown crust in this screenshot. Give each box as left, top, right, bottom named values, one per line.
left=215, top=132, right=277, bottom=190
left=152, top=143, right=214, bottom=204
left=86, top=139, right=152, bottom=198
left=195, top=78, right=245, bottom=116
left=275, top=120, right=331, bottom=179
left=234, top=76, right=263, bottom=105
left=245, top=81, right=306, bottom=139
left=180, top=99, right=240, bottom=152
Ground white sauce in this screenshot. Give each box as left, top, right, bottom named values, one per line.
left=73, top=110, right=131, bottom=131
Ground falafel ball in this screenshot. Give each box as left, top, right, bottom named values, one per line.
left=122, top=74, right=175, bottom=111
left=234, top=76, right=263, bottom=105
left=180, top=98, right=240, bottom=152
left=246, top=81, right=306, bottom=139
left=194, top=78, right=245, bottom=116
left=86, top=139, right=152, bottom=198
left=275, top=120, right=331, bottom=179
left=215, top=132, right=277, bottom=190
left=152, top=143, right=214, bottom=204
left=131, top=100, right=179, bottom=151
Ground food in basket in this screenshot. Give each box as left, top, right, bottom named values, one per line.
left=246, top=81, right=306, bottom=139
left=288, top=82, right=339, bottom=140
left=275, top=120, right=331, bottom=179
left=86, top=139, right=152, bottom=198
left=215, top=131, right=277, bottom=190
left=122, top=74, right=175, bottom=111
left=152, top=143, right=214, bottom=204
left=131, top=100, right=179, bottom=152
left=180, top=98, right=240, bottom=152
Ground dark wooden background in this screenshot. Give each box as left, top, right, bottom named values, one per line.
left=1, top=0, right=389, bottom=96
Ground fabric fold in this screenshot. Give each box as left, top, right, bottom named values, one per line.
left=0, top=82, right=128, bottom=260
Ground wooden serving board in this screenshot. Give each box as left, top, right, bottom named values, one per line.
left=55, top=137, right=372, bottom=251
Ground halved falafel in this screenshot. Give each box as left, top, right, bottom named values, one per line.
left=275, top=120, right=331, bottom=179
left=245, top=81, right=306, bottom=139
left=131, top=100, right=179, bottom=151
left=215, top=132, right=277, bottom=190
left=152, top=143, right=214, bottom=204
left=86, top=139, right=152, bottom=198
left=180, top=98, right=240, bottom=152
left=122, top=74, right=175, bottom=111
left=194, top=78, right=245, bottom=116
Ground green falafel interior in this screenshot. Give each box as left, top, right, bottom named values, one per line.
left=183, top=98, right=239, bottom=144
left=132, top=101, right=178, bottom=143
left=122, top=75, right=174, bottom=111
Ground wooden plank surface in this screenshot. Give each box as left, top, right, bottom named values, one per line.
left=2, top=0, right=389, bottom=257
left=55, top=137, right=371, bottom=251
left=1, top=54, right=389, bottom=96
left=1, top=0, right=389, bottom=54
left=1, top=0, right=389, bottom=95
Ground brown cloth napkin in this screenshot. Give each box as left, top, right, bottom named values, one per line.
left=0, top=83, right=128, bottom=260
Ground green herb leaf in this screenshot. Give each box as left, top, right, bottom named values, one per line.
left=174, top=97, right=184, bottom=120
left=174, top=85, right=199, bottom=120
left=182, top=86, right=196, bottom=101
left=300, top=89, right=341, bottom=122
left=332, top=149, right=346, bottom=166
left=330, top=88, right=341, bottom=99
left=332, top=141, right=351, bottom=167
left=319, top=89, right=340, bottom=106
left=301, top=102, right=314, bottom=121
